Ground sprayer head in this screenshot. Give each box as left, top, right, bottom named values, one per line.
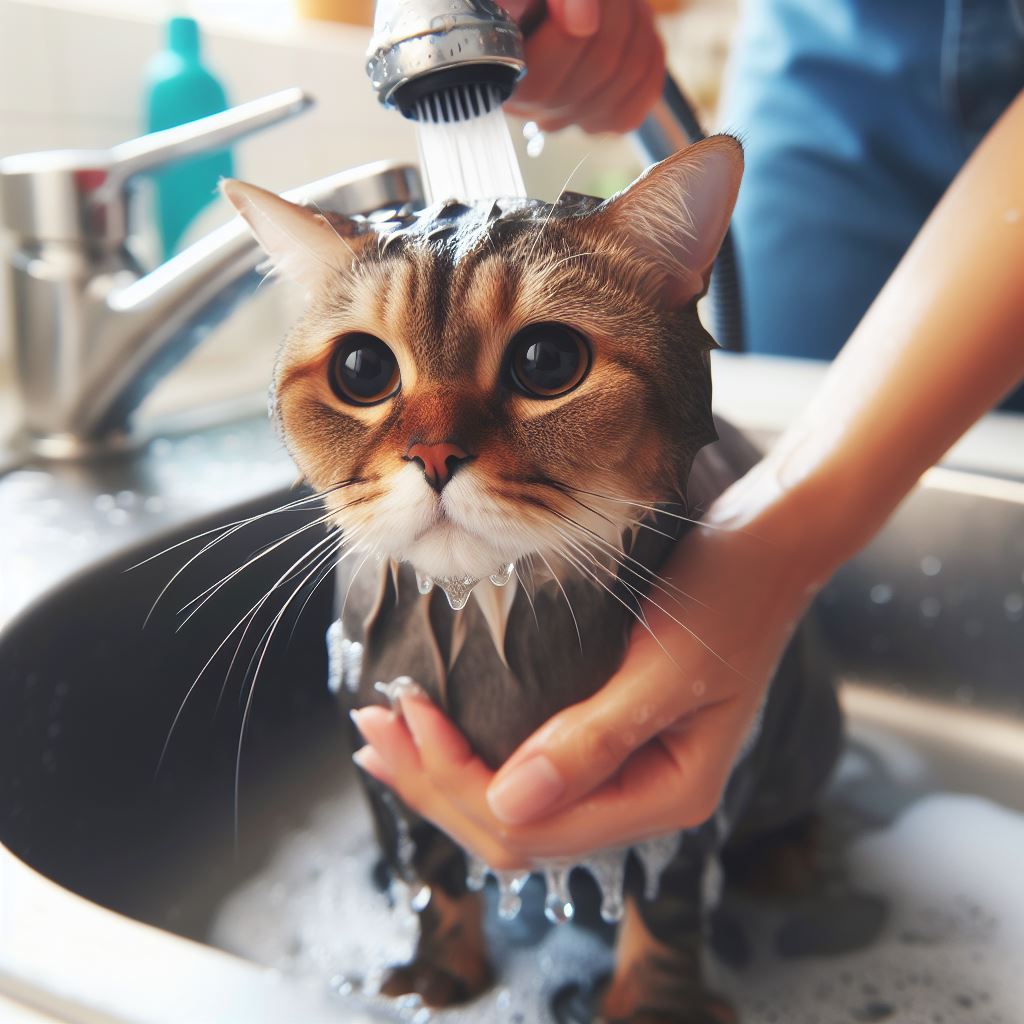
left=367, top=0, right=526, bottom=120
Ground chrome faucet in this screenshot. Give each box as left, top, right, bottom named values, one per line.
left=0, top=89, right=423, bottom=458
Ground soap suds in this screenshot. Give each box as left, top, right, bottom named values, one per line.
left=211, top=790, right=1024, bottom=1023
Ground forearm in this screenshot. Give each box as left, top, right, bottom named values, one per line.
left=736, top=91, right=1024, bottom=576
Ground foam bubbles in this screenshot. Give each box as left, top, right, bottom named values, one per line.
left=211, top=793, right=1024, bottom=1024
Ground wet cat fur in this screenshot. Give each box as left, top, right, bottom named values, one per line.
left=223, top=139, right=737, bottom=589
left=223, top=139, right=842, bottom=1023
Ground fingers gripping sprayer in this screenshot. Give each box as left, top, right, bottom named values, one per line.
left=365, top=0, right=745, bottom=351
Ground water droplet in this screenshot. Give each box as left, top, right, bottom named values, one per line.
left=374, top=675, right=419, bottom=708
left=490, top=563, right=515, bottom=587
left=465, top=853, right=488, bottom=892
left=920, top=556, right=942, bottom=577
left=543, top=865, right=575, bottom=924
left=343, top=641, right=364, bottom=694
left=692, top=679, right=707, bottom=697
left=582, top=850, right=627, bottom=923
left=329, top=973, right=355, bottom=997
left=326, top=622, right=346, bottom=695
left=1004, top=592, right=1023, bottom=619
left=634, top=833, right=682, bottom=901
left=410, top=884, right=432, bottom=911
left=523, top=120, right=546, bottom=157
left=415, top=571, right=434, bottom=595
left=919, top=596, right=942, bottom=619
left=495, top=870, right=530, bottom=920
left=871, top=584, right=894, bottom=605
left=396, top=993, right=423, bottom=1013
left=437, top=575, right=478, bottom=610
left=633, top=704, right=653, bottom=725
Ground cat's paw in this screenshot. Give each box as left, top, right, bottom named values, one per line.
left=379, top=956, right=493, bottom=1008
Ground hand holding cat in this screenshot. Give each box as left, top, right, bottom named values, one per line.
left=498, top=0, right=667, bottom=134
left=352, top=462, right=825, bottom=868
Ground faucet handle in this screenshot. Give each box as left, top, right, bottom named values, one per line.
left=0, top=89, right=311, bottom=248
left=107, top=88, right=311, bottom=186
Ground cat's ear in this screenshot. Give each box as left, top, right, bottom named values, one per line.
left=596, top=135, right=743, bottom=307
left=221, top=179, right=360, bottom=288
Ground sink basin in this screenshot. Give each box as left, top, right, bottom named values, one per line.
left=0, top=405, right=1022, bottom=1021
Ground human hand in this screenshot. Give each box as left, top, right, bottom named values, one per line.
left=499, top=0, right=666, bottom=133
left=351, top=459, right=835, bottom=869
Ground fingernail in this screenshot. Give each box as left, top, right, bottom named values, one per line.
left=488, top=754, right=564, bottom=824
left=395, top=688, right=429, bottom=746
left=349, top=708, right=366, bottom=734
left=564, top=0, right=599, bottom=36
left=352, top=746, right=389, bottom=784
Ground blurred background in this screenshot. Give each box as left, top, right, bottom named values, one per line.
left=0, top=0, right=736, bottom=433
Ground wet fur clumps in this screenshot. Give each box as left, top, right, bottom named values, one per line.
left=223, top=138, right=843, bottom=1023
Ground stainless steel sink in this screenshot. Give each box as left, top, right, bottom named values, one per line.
left=0, top=358, right=1021, bottom=1023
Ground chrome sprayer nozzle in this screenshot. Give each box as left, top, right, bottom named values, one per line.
left=367, top=0, right=527, bottom=118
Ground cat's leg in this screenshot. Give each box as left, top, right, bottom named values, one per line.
left=373, top=799, right=493, bottom=1006
left=600, top=847, right=734, bottom=1024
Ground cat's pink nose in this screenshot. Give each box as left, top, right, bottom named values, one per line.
left=404, top=441, right=473, bottom=493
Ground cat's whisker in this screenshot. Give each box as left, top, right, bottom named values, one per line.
left=233, top=536, right=346, bottom=852
left=221, top=528, right=349, bottom=713
left=172, top=490, right=369, bottom=628
left=338, top=546, right=378, bottom=625
left=155, top=526, right=349, bottom=776
left=561, top=484, right=755, bottom=538
left=173, top=509, right=339, bottom=629
left=525, top=152, right=591, bottom=265
left=138, top=480, right=359, bottom=627
left=549, top=507, right=709, bottom=611
left=516, top=485, right=707, bottom=611
left=309, top=200, right=358, bottom=264
left=286, top=539, right=346, bottom=646
left=534, top=549, right=583, bottom=651
left=235, top=535, right=345, bottom=707
left=545, top=251, right=599, bottom=273
left=554, top=526, right=753, bottom=685
left=548, top=537, right=679, bottom=672
left=130, top=484, right=342, bottom=573
left=515, top=555, right=541, bottom=632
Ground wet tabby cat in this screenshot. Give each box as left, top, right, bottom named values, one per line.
left=224, top=138, right=841, bottom=1023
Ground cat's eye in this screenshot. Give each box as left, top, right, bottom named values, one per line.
left=328, top=334, right=401, bottom=406
left=507, top=323, right=591, bottom=399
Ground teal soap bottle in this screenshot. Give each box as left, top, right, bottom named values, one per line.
left=144, top=16, right=233, bottom=257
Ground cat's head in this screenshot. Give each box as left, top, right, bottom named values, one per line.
left=223, top=137, right=742, bottom=582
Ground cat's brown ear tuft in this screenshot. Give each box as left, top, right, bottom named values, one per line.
left=221, top=179, right=360, bottom=289
left=597, top=135, right=743, bottom=308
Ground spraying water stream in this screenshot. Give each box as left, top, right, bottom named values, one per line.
left=413, top=85, right=527, bottom=204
